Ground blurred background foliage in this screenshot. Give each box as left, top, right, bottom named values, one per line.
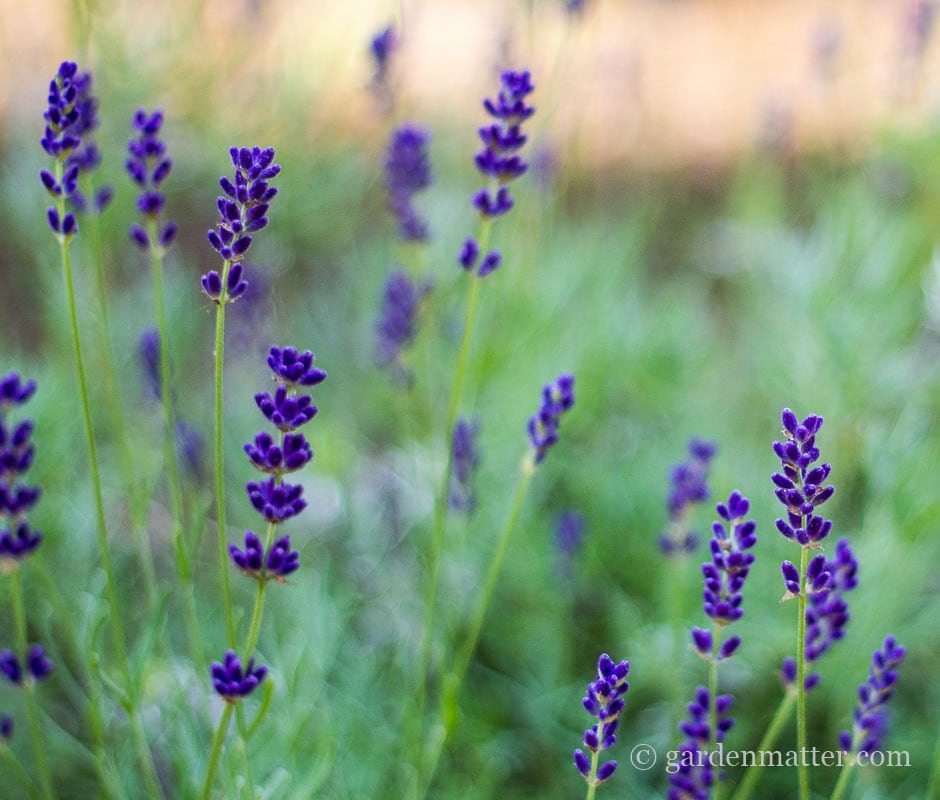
left=1, top=0, right=940, bottom=798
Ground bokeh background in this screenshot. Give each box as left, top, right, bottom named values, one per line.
left=1, top=0, right=940, bottom=798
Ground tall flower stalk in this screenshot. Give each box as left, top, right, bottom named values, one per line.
left=771, top=408, right=835, bottom=800
left=419, top=374, right=574, bottom=798
left=201, top=345, right=324, bottom=797
left=201, top=146, right=281, bottom=647
left=39, top=61, right=164, bottom=798
left=416, top=69, right=536, bottom=768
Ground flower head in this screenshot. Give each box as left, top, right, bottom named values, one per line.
left=211, top=650, right=267, bottom=701
left=385, top=126, right=432, bottom=241
left=527, top=374, right=575, bottom=464
left=127, top=108, right=177, bottom=250
left=202, top=146, right=280, bottom=304
left=659, top=438, right=717, bottom=555
left=772, top=408, right=835, bottom=546
left=370, top=25, right=397, bottom=84
left=573, top=654, right=630, bottom=788
left=375, top=269, right=431, bottom=370
left=839, top=636, right=906, bottom=755
left=450, top=418, right=480, bottom=512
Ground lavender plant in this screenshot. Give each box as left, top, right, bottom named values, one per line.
left=771, top=408, right=835, bottom=800
left=659, top=438, right=717, bottom=555
left=39, top=61, right=164, bottom=797
left=449, top=417, right=480, bottom=513
left=573, top=654, right=630, bottom=798
left=201, top=345, right=325, bottom=797
left=201, top=145, right=280, bottom=647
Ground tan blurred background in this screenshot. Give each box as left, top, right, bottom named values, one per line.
left=1, top=0, right=938, bottom=171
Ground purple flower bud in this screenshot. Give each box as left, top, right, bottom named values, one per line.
left=211, top=650, right=267, bottom=700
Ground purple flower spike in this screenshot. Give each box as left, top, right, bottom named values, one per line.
left=370, top=24, right=397, bottom=84
left=246, top=477, right=306, bottom=524
left=40, top=61, right=83, bottom=162
left=574, top=654, right=630, bottom=789
left=659, top=438, right=717, bottom=555
left=267, top=346, right=327, bottom=388
left=254, top=384, right=318, bottom=432
left=450, top=418, right=481, bottom=513
left=211, top=650, right=267, bottom=701
left=772, top=408, right=834, bottom=546
left=0, top=375, right=43, bottom=564
left=375, top=269, right=431, bottom=370
left=840, top=636, right=905, bottom=755
left=527, top=374, right=575, bottom=464
left=385, top=125, right=432, bottom=242
left=669, top=687, right=735, bottom=799
left=202, top=146, right=280, bottom=302
left=702, top=491, right=757, bottom=625
left=0, top=714, right=12, bottom=740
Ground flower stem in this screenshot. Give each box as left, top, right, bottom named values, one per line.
left=420, top=455, right=534, bottom=797
left=87, top=199, right=158, bottom=608
left=201, top=702, right=234, bottom=800
left=796, top=544, right=810, bottom=800
left=147, top=220, right=204, bottom=673
left=55, top=178, right=165, bottom=798
left=710, top=626, right=722, bottom=800
left=727, top=691, right=796, bottom=800
left=213, top=261, right=236, bottom=649
left=828, top=759, right=857, bottom=800
left=11, top=566, right=54, bottom=800
left=584, top=747, right=600, bottom=800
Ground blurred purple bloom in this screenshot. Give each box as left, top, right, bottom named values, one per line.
left=127, top=108, right=177, bottom=250
left=449, top=418, right=480, bottom=513
left=385, top=125, right=431, bottom=241
left=658, top=438, right=717, bottom=555
left=839, top=636, right=905, bottom=755
left=375, top=269, right=430, bottom=370
left=527, top=374, right=575, bottom=464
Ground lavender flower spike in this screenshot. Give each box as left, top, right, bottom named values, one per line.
left=449, top=418, right=480, bottom=512
left=668, top=687, right=735, bottom=799
left=573, top=654, right=630, bottom=789
left=126, top=108, right=177, bottom=250
left=202, top=146, right=280, bottom=304
left=772, top=408, right=835, bottom=546
left=527, top=374, right=575, bottom=464
left=385, top=125, right=432, bottom=241
left=65, top=70, right=112, bottom=215
left=839, top=636, right=906, bottom=756
left=40, top=61, right=84, bottom=239
left=658, top=438, right=717, bottom=555
left=375, top=269, right=431, bottom=371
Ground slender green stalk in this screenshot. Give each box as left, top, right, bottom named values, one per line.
left=86, top=198, right=158, bottom=607
left=928, top=719, right=940, bottom=800
left=796, top=545, right=810, bottom=800
left=54, top=174, right=165, bottom=798
left=709, top=626, right=721, bottom=800
left=828, top=758, right=857, bottom=800
left=11, top=567, right=54, bottom=800
left=420, top=456, right=535, bottom=797
left=728, top=691, right=796, bottom=800
left=412, top=218, right=493, bottom=778
left=213, top=259, right=237, bottom=649
left=584, top=746, right=600, bottom=800
left=201, top=702, right=234, bottom=800
left=147, top=219, right=204, bottom=672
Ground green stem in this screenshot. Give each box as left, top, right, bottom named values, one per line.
left=201, top=702, right=234, bottom=800
left=728, top=692, right=795, bottom=800
left=11, top=567, right=54, bottom=800
left=412, top=218, right=492, bottom=782
left=420, top=456, right=534, bottom=797
left=797, top=545, right=810, bottom=800
left=87, top=200, right=158, bottom=608
left=148, top=220, right=204, bottom=673
left=584, top=746, right=599, bottom=800
left=213, top=262, right=236, bottom=648
left=828, top=759, right=856, bottom=800
left=55, top=173, right=166, bottom=799
left=710, top=627, right=722, bottom=800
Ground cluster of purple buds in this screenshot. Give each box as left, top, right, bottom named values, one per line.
left=202, top=147, right=280, bottom=304
left=658, top=439, right=717, bottom=555
left=229, top=346, right=325, bottom=583
left=0, top=714, right=11, bottom=741
left=126, top=108, right=177, bottom=251
left=772, top=408, right=835, bottom=546
left=459, top=70, right=535, bottom=277
left=573, top=654, right=630, bottom=788
left=668, top=687, right=734, bottom=799
left=782, top=537, right=859, bottom=691
left=0, top=646, right=54, bottom=685
left=449, top=418, right=480, bottom=512
left=527, top=374, right=575, bottom=464
left=385, top=126, right=432, bottom=241
left=39, top=61, right=84, bottom=239
left=64, top=71, right=112, bottom=215
left=375, top=269, right=431, bottom=370
left=0, top=373, right=42, bottom=562
left=839, top=636, right=905, bottom=756
left=690, top=491, right=756, bottom=661
left=211, top=650, right=268, bottom=702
